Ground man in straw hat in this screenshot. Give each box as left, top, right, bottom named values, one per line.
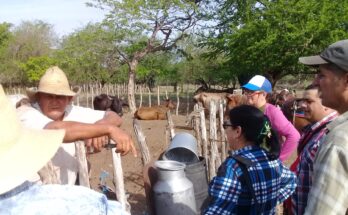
left=299, top=39, right=348, bottom=214
left=18, top=66, right=137, bottom=185
left=0, top=85, right=129, bottom=214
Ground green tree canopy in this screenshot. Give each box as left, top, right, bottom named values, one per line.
left=201, top=0, right=348, bottom=86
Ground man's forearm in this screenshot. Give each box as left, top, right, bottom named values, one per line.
left=44, top=121, right=112, bottom=143
left=97, top=111, right=123, bottom=127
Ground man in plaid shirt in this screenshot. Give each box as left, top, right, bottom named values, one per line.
left=290, top=85, right=337, bottom=215
left=300, top=39, right=348, bottom=214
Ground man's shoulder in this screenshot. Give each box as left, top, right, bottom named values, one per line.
left=16, top=104, right=42, bottom=118
left=65, top=105, right=105, bottom=123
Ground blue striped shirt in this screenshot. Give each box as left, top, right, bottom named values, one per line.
left=204, top=145, right=296, bottom=215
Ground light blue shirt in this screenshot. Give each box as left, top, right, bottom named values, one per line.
left=0, top=181, right=129, bottom=215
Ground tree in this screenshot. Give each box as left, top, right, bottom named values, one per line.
left=201, top=0, right=348, bottom=86
left=88, top=0, right=200, bottom=113
left=54, top=23, right=123, bottom=85
left=0, top=22, right=13, bottom=85
left=1, top=20, right=58, bottom=85
left=19, top=56, right=57, bottom=83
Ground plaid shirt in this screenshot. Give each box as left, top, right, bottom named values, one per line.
left=304, top=111, right=348, bottom=215
left=203, top=145, right=296, bottom=215
left=291, top=112, right=337, bottom=215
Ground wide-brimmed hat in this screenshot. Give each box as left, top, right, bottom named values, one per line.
left=0, top=85, right=65, bottom=194
left=299, top=39, right=348, bottom=72
left=26, top=66, right=80, bottom=102
left=242, top=75, right=272, bottom=93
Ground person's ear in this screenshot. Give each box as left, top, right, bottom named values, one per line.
left=235, top=126, right=242, bottom=138
left=67, top=96, right=74, bottom=103
left=344, top=73, right=348, bottom=87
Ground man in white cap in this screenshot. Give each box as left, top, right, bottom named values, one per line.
left=18, top=66, right=137, bottom=185
left=0, top=85, right=129, bottom=214
left=242, top=75, right=300, bottom=161
left=299, top=39, right=348, bottom=214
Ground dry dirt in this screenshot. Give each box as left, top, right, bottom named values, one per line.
left=88, top=112, right=193, bottom=215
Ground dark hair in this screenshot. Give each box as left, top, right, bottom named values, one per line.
left=228, top=105, right=280, bottom=159
left=322, top=63, right=347, bottom=75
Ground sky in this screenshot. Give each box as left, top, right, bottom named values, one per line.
left=0, top=0, right=106, bottom=36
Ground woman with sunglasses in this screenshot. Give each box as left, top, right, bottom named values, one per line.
left=203, top=105, right=296, bottom=215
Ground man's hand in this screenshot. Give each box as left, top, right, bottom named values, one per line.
left=84, top=135, right=109, bottom=152
left=109, top=127, right=137, bottom=157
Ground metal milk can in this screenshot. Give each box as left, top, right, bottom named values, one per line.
left=153, top=160, right=197, bottom=215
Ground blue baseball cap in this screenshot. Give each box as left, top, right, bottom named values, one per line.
left=242, top=75, right=272, bottom=93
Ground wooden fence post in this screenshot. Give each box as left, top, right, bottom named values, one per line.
left=157, top=86, right=160, bottom=106
left=75, top=141, right=90, bottom=188
left=133, top=119, right=151, bottom=165
left=193, top=104, right=202, bottom=157
left=198, top=103, right=209, bottom=180
left=112, top=150, right=131, bottom=213
left=148, top=87, right=152, bottom=107
left=176, top=87, right=180, bottom=116
left=166, top=110, right=175, bottom=140
left=209, top=100, right=221, bottom=175
left=219, top=100, right=227, bottom=161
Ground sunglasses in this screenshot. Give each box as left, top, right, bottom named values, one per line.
left=223, top=121, right=233, bottom=129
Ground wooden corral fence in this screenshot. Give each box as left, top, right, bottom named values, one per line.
left=4, top=83, right=207, bottom=116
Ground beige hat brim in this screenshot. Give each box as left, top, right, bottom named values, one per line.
left=0, top=127, right=65, bottom=194
left=0, top=84, right=65, bottom=194
left=299, top=55, right=328, bottom=66
left=26, top=87, right=79, bottom=103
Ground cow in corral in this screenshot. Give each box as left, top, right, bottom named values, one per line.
left=93, top=94, right=129, bottom=116
left=193, top=92, right=229, bottom=116
left=225, top=94, right=247, bottom=111
left=134, top=99, right=175, bottom=120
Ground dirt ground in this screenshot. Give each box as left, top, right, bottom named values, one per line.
left=88, top=112, right=192, bottom=215
left=87, top=111, right=296, bottom=215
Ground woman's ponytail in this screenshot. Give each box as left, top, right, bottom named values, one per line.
left=257, top=116, right=280, bottom=160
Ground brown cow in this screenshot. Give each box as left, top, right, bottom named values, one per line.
left=134, top=99, right=175, bottom=120
left=226, top=94, right=247, bottom=110
left=193, top=92, right=228, bottom=115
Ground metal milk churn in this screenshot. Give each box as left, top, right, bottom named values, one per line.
left=153, top=160, right=197, bottom=215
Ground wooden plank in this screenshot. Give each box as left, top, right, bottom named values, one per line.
left=75, top=140, right=90, bottom=188
left=219, top=100, right=227, bottom=161
left=112, top=149, right=131, bottom=213
left=166, top=110, right=175, bottom=140
left=37, top=160, right=60, bottom=184
left=133, top=119, right=151, bottom=165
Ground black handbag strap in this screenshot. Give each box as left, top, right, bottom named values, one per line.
left=231, top=154, right=260, bottom=211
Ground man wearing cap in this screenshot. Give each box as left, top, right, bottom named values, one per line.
left=242, top=75, right=300, bottom=161
left=17, top=66, right=137, bottom=185
left=299, top=39, right=348, bottom=215
left=0, top=85, right=129, bottom=214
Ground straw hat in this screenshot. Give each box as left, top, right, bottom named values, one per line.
left=26, top=66, right=80, bottom=102
left=0, top=85, right=65, bottom=194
